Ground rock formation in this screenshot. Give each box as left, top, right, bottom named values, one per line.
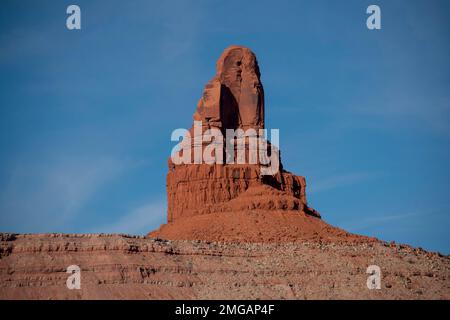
left=193, top=46, right=264, bottom=131
left=152, top=45, right=321, bottom=241
left=0, top=46, right=449, bottom=300
left=1, top=233, right=448, bottom=299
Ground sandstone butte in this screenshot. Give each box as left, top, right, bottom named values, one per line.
left=150, top=45, right=344, bottom=243
left=0, top=46, right=449, bottom=300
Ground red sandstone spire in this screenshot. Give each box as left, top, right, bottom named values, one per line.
left=193, top=45, right=264, bottom=131
left=152, top=46, right=320, bottom=242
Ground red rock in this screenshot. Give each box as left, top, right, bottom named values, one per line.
left=1, top=46, right=449, bottom=301
left=153, top=46, right=322, bottom=241
left=1, top=234, right=449, bottom=299
left=193, top=45, right=264, bottom=131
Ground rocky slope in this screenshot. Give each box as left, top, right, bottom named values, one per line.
left=151, top=206, right=366, bottom=243
left=0, top=233, right=448, bottom=299
left=1, top=46, right=448, bottom=300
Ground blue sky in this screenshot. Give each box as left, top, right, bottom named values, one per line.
left=0, top=0, right=449, bottom=253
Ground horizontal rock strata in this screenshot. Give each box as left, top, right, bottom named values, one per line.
left=1, top=234, right=448, bottom=299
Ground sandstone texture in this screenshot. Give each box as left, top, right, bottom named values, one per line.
left=0, top=233, right=448, bottom=299
left=1, top=46, right=448, bottom=300
left=194, top=46, right=264, bottom=131
left=162, top=45, right=319, bottom=237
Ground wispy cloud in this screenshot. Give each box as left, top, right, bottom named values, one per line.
left=93, top=199, right=166, bottom=235
left=308, top=171, right=382, bottom=194
left=340, top=206, right=450, bottom=231
left=350, top=91, right=450, bottom=136
left=340, top=212, right=421, bottom=232
left=0, top=155, right=132, bottom=232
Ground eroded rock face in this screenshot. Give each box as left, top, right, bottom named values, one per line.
left=1, top=234, right=449, bottom=300
left=165, top=45, right=319, bottom=227
left=193, top=45, right=264, bottom=131
left=1, top=47, right=449, bottom=301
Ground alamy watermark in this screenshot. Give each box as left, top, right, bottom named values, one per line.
left=66, top=265, right=81, bottom=290
left=170, top=121, right=280, bottom=175
left=366, top=5, right=381, bottom=30
left=66, top=5, right=81, bottom=30
left=366, top=265, right=381, bottom=289
left=65, top=5, right=380, bottom=31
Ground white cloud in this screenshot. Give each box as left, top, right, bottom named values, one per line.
left=308, top=171, right=382, bottom=194
left=0, top=155, right=131, bottom=232
left=93, top=199, right=166, bottom=235
left=340, top=212, right=420, bottom=232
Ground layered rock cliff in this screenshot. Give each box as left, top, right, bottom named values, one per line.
left=1, top=234, right=448, bottom=299
left=155, top=46, right=320, bottom=241
left=0, top=46, right=449, bottom=300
